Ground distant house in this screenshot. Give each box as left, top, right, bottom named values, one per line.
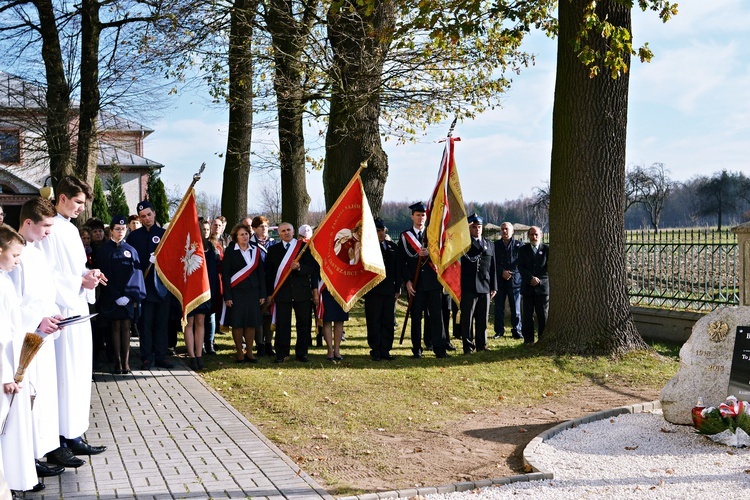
left=0, top=71, right=163, bottom=226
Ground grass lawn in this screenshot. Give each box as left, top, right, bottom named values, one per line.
left=196, top=299, right=679, bottom=493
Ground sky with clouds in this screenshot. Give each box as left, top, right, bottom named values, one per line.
left=146, top=1, right=750, bottom=211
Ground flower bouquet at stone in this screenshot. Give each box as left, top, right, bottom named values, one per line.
left=695, top=396, right=750, bottom=447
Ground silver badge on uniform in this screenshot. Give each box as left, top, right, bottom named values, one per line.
left=123, top=250, right=132, bottom=258
left=152, top=236, right=160, bottom=244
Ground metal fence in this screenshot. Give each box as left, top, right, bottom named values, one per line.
left=626, top=228, right=739, bottom=312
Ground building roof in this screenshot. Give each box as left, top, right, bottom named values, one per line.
left=97, top=141, right=163, bottom=170
left=0, top=71, right=154, bottom=135
left=0, top=71, right=46, bottom=110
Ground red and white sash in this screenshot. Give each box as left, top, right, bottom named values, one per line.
left=402, top=230, right=437, bottom=272
left=270, top=239, right=302, bottom=326
left=230, top=244, right=260, bottom=287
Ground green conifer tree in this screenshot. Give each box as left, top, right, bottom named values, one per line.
left=92, top=175, right=110, bottom=222
left=106, top=167, right=130, bottom=218
left=147, top=168, right=170, bottom=225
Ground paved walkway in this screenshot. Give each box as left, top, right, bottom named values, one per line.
left=34, top=362, right=332, bottom=499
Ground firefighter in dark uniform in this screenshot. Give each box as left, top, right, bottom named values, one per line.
left=459, top=213, right=497, bottom=354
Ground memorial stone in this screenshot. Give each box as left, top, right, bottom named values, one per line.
left=661, top=306, right=750, bottom=425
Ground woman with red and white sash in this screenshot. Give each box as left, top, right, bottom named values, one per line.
left=221, top=224, right=266, bottom=363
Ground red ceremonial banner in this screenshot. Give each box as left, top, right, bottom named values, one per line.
left=154, top=189, right=211, bottom=321
left=308, top=173, right=385, bottom=312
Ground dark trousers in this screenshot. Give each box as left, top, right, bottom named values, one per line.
left=411, top=289, right=446, bottom=356
left=461, top=291, right=490, bottom=352
left=274, top=300, right=312, bottom=359
left=364, top=293, right=396, bottom=357
left=521, top=293, right=549, bottom=343
left=255, top=312, right=273, bottom=347
left=140, top=299, right=169, bottom=362
left=495, top=285, right=522, bottom=335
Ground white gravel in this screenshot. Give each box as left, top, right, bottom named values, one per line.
left=426, top=410, right=750, bottom=499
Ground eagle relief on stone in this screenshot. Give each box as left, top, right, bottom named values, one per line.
left=708, top=321, right=729, bottom=343
left=181, top=233, right=204, bottom=283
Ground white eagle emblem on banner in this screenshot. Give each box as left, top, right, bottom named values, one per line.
left=181, top=233, right=203, bottom=283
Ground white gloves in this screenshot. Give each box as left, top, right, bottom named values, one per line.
left=149, top=253, right=157, bottom=264
left=115, top=296, right=130, bottom=306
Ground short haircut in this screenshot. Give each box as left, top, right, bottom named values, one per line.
left=251, top=215, right=269, bottom=228
left=56, top=175, right=93, bottom=202
left=229, top=223, right=251, bottom=241
left=0, top=225, right=25, bottom=250
left=218, top=216, right=227, bottom=224
left=127, top=215, right=139, bottom=224
left=20, top=198, right=56, bottom=224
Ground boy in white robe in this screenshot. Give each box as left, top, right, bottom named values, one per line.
left=10, top=198, right=66, bottom=478
left=39, top=176, right=108, bottom=466
left=0, top=225, right=41, bottom=493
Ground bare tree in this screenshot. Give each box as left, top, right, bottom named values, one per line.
left=641, top=163, right=675, bottom=233
left=253, top=176, right=282, bottom=224
left=625, top=164, right=650, bottom=212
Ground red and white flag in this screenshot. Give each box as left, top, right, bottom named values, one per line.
left=154, top=189, right=210, bottom=322
left=426, top=135, right=470, bottom=304
left=308, top=172, right=385, bottom=312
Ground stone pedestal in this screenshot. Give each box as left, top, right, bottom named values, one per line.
left=661, top=306, right=750, bottom=425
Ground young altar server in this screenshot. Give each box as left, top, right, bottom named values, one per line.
left=40, top=176, right=108, bottom=468
left=0, top=225, right=42, bottom=493
left=10, top=198, right=67, bottom=478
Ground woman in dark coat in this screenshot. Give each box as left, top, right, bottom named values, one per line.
left=222, top=224, right=266, bottom=363
left=96, top=215, right=146, bottom=374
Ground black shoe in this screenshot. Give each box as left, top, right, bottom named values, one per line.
left=273, top=357, right=285, bottom=363
left=371, top=355, right=382, bottom=361
left=197, top=357, right=205, bottom=370
left=512, top=334, right=524, bottom=339
left=382, top=354, right=395, bottom=361
left=36, top=460, right=65, bottom=477
left=155, top=359, right=174, bottom=369
left=436, top=352, right=451, bottom=358
left=492, top=333, right=504, bottom=339
left=411, top=352, right=423, bottom=359
left=425, top=344, right=433, bottom=350
left=244, top=354, right=259, bottom=364
left=265, top=344, right=276, bottom=357
left=166, top=347, right=176, bottom=356
left=27, top=483, right=45, bottom=493
left=205, top=348, right=217, bottom=355
left=140, top=359, right=152, bottom=370
left=446, top=343, right=457, bottom=351
left=333, top=355, right=343, bottom=362
left=47, top=447, right=85, bottom=468
left=464, top=349, right=474, bottom=355
left=296, top=356, right=310, bottom=363
left=67, top=439, right=107, bottom=456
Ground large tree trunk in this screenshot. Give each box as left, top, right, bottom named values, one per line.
left=544, top=0, right=647, bottom=355
left=34, top=0, right=74, bottom=184
left=267, top=0, right=314, bottom=229
left=77, top=0, right=102, bottom=222
left=221, top=0, right=256, bottom=226
left=323, top=0, right=395, bottom=213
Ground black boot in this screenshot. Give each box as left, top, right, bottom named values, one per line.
left=265, top=343, right=275, bottom=357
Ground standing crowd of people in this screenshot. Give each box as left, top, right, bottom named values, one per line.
left=0, top=182, right=548, bottom=495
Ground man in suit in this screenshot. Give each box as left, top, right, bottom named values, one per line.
left=398, top=202, right=449, bottom=359
left=265, top=222, right=318, bottom=362
left=460, top=214, right=497, bottom=354
left=518, top=226, right=549, bottom=344
left=364, top=217, right=400, bottom=361
left=493, top=222, right=524, bottom=339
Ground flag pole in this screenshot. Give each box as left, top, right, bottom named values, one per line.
left=399, top=119, right=457, bottom=344
left=144, top=163, right=206, bottom=278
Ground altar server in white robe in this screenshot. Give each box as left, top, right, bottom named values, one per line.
left=0, top=225, right=40, bottom=493
left=39, top=176, right=107, bottom=465
left=11, top=198, right=68, bottom=478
